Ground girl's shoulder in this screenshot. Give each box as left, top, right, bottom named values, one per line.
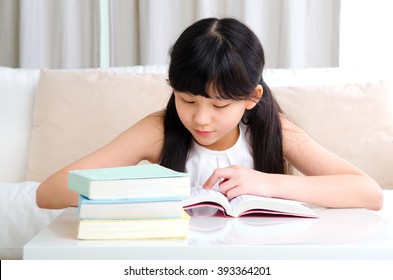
left=280, top=114, right=306, bottom=138
left=132, top=111, right=165, bottom=141
left=140, top=111, right=165, bottom=126
left=112, top=111, right=165, bottom=164
left=280, top=114, right=313, bottom=160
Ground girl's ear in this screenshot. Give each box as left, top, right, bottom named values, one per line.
left=245, top=84, right=263, bottom=110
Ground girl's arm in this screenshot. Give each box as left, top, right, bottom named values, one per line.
left=278, top=116, right=383, bottom=210
left=36, top=113, right=164, bottom=209
left=204, top=116, right=383, bottom=210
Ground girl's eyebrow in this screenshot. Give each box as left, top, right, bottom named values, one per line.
left=177, top=90, right=232, bottom=101
left=178, top=92, right=195, bottom=98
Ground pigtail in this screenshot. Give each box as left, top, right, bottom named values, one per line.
left=243, top=80, right=286, bottom=174
left=160, top=93, right=192, bottom=172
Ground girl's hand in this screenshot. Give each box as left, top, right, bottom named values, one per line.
left=202, top=165, right=277, bottom=200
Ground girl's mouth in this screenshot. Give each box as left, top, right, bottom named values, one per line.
left=195, top=130, right=213, bottom=137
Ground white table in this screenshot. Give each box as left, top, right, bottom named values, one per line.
left=23, top=191, right=393, bottom=260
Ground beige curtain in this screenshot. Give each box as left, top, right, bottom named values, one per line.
left=0, top=0, right=340, bottom=69
left=0, top=0, right=20, bottom=67
left=1, top=0, right=100, bottom=69
left=109, top=0, right=340, bottom=68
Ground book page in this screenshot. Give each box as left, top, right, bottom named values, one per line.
left=229, top=195, right=258, bottom=217
left=183, top=188, right=233, bottom=216
left=191, top=188, right=224, bottom=199
left=229, top=195, right=316, bottom=217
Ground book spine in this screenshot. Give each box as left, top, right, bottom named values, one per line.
left=68, top=172, right=91, bottom=198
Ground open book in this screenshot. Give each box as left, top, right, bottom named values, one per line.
left=182, top=188, right=317, bottom=218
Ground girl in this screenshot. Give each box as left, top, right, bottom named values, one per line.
left=36, top=17, right=383, bottom=210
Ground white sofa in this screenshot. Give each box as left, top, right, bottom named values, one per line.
left=1, top=66, right=393, bottom=260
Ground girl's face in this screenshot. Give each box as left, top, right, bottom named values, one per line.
left=174, top=91, right=252, bottom=151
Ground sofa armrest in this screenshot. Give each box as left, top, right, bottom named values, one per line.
left=0, top=182, right=64, bottom=260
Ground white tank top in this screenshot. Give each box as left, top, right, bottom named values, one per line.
left=185, top=123, right=254, bottom=191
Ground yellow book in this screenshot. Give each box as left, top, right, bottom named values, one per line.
left=77, top=211, right=190, bottom=240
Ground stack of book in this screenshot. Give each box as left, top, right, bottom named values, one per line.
left=68, top=164, right=191, bottom=240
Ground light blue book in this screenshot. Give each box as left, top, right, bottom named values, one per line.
left=78, top=195, right=186, bottom=220
left=68, top=164, right=190, bottom=200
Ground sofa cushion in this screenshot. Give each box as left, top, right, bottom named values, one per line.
left=0, top=67, right=39, bottom=182
left=272, top=81, right=393, bottom=189
left=26, top=68, right=171, bottom=182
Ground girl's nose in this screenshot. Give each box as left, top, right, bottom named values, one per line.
left=193, top=106, right=211, bottom=126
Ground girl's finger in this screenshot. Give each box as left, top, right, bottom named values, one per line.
left=218, top=178, right=238, bottom=194
left=203, top=167, right=232, bottom=189
left=226, top=187, right=243, bottom=200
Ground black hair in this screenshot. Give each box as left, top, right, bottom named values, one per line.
left=160, top=17, right=287, bottom=174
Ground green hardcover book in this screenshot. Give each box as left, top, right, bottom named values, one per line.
left=68, top=164, right=190, bottom=200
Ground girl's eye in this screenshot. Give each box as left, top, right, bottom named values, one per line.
left=181, top=97, right=195, bottom=104
left=214, top=104, right=230, bottom=109
left=183, top=100, right=195, bottom=104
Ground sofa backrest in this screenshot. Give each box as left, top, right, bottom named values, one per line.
left=1, top=66, right=392, bottom=188
left=26, top=67, right=171, bottom=182
left=0, top=67, right=40, bottom=182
